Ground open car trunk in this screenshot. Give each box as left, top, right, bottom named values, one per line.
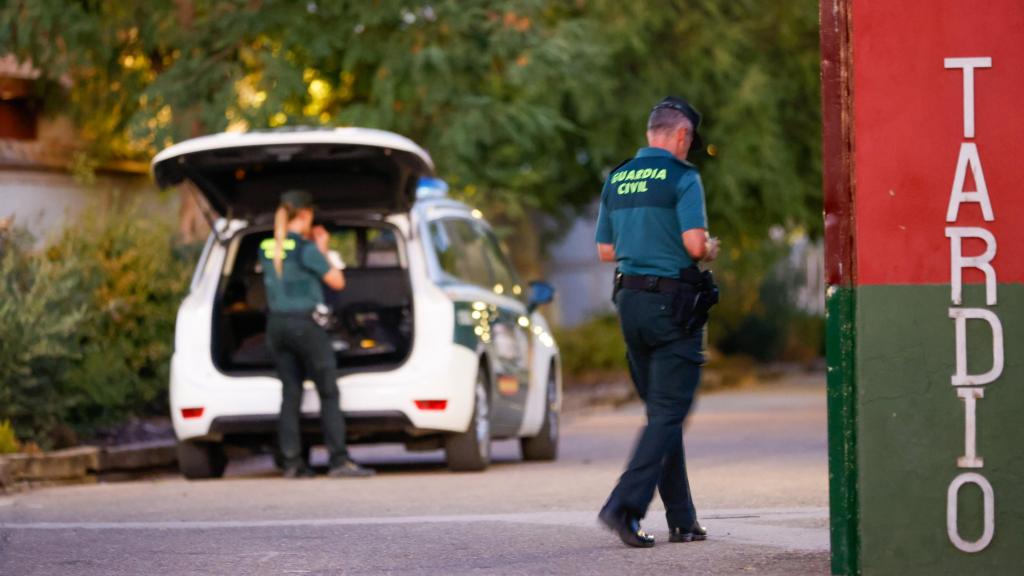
left=152, top=128, right=435, bottom=221
left=213, top=221, right=413, bottom=374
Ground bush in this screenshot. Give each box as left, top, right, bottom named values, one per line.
left=553, top=314, right=627, bottom=382
left=51, top=207, right=197, bottom=432
left=0, top=226, right=86, bottom=447
left=711, top=239, right=824, bottom=363
left=0, top=419, right=22, bottom=454
left=0, top=205, right=199, bottom=448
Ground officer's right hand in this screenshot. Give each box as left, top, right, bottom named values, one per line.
left=312, top=225, right=331, bottom=254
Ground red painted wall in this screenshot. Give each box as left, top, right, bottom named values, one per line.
left=852, top=1, right=1024, bottom=285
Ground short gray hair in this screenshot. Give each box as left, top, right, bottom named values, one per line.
left=647, top=107, right=692, bottom=135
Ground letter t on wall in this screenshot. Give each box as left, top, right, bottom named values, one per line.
left=944, top=57, right=992, bottom=139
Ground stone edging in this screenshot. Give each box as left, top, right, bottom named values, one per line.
left=0, top=440, right=177, bottom=493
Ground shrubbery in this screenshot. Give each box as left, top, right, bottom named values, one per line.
left=0, top=206, right=197, bottom=449
left=0, top=419, right=22, bottom=454
left=553, top=314, right=627, bottom=382
left=712, top=241, right=825, bottom=363
left=0, top=226, right=86, bottom=447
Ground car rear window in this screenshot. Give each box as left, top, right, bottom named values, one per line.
left=327, top=226, right=402, bottom=269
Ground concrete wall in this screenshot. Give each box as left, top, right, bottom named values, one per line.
left=0, top=97, right=174, bottom=240
left=0, top=168, right=173, bottom=241
left=823, top=1, right=1024, bottom=573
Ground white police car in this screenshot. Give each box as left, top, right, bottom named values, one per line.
left=152, top=127, right=561, bottom=478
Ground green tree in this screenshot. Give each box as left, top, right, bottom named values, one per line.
left=559, top=0, right=822, bottom=240
left=1, top=0, right=820, bottom=241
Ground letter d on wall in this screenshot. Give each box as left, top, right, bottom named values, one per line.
left=949, top=308, right=1004, bottom=386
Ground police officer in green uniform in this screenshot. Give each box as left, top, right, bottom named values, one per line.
left=596, top=97, right=720, bottom=547
left=261, top=190, right=374, bottom=478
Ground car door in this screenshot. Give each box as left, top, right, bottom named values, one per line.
left=477, top=227, right=532, bottom=436
left=425, top=216, right=530, bottom=437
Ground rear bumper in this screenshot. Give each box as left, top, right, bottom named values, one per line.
left=170, top=343, right=480, bottom=442
left=208, top=411, right=423, bottom=443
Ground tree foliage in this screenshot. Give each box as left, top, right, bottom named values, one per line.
left=1, top=0, right=820, bottom=240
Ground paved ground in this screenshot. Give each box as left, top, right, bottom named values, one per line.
left=0, top=374, right=829, bottom=575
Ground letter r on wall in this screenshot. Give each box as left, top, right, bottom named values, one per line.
left=946, top=227, right=997, bottom=306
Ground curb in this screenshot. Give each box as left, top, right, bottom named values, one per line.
left=99, top=440, right=177, bottom=472
left=0, top=440, right=177, bottom=493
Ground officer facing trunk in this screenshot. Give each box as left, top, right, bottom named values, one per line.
left=261, top=190, right=375, bottom=479
left=596, top=96, right=720, bottom=547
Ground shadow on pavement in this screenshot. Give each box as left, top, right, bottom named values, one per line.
left=221, top=443, right=526, bottom=479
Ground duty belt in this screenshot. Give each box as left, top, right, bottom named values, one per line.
left=269, top=310, right=316, bottom=318
left=620, top=275, right=685, bottom=294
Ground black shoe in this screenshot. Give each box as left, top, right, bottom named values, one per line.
left=282, top=465, right=316, bottom=479
left=669, top=523, right=707, bottom=543
left=328, top=459, right=376, bottom=478
left=598, top=507, right=655, bottom=548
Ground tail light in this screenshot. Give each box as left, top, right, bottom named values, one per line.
left=181, top=407, right=205, bottom=419
left=414, top=400, right=448, bottom=411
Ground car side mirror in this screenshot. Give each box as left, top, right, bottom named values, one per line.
left=527, top=280, right=555, bottom=313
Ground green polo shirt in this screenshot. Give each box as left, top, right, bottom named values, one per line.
left=595, top=147, right=708, bottom=277
left=259, top=232, right=331, bottom=313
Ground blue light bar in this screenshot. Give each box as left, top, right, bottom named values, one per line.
left=416, top=176, right=449, bottom=199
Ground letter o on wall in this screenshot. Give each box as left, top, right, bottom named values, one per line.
left=947, top=472, right=995, bottom=553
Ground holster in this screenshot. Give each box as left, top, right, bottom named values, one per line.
left=312, top=303, right=334, bottom=329
left=612, top=268, right=624, bottom=303
left=671, top=266, right=720, bottom=333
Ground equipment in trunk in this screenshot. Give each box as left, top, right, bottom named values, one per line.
left=213, top=223, right=413, bottom=373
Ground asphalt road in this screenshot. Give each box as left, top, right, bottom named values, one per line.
left=0, top=374, right=829, bottom=575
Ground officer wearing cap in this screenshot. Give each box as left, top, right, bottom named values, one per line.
left=596, top=97, right=720, bottom=547
left=261, top=189, right=374, bottom=478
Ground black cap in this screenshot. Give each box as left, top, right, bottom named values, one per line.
left=651, top=96, right=704, bottom=153
left=280, top=189, right=315, bottom=210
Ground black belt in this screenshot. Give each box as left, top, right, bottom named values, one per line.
left=620, top=275, right=685, bottom=293
left=269, top=310, right=315, bottom=318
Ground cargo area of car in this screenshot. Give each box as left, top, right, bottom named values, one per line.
left=212, top=221, right=414, bottom=374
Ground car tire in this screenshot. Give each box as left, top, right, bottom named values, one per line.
left=445, top=364, right=492, bottom=472
left=520, top=365, right=559, bottom=461
left=177, top=440, right=227, bottom=480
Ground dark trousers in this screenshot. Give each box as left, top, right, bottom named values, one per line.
left=603, top=289, right=703, bottom=529
left=266, top=313, right=348, bottom=468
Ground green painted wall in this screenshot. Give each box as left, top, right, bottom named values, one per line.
left=827, top=285, right=859, bottom=575
left=856, top=284, right=1024, bottom=574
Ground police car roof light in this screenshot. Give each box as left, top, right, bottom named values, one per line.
left=416, top=176, right=449, bottom=200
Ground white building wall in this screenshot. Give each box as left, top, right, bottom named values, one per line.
left=0, top=169, right=171, bottom=241
left=544, top=201, right=617, bottom=327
